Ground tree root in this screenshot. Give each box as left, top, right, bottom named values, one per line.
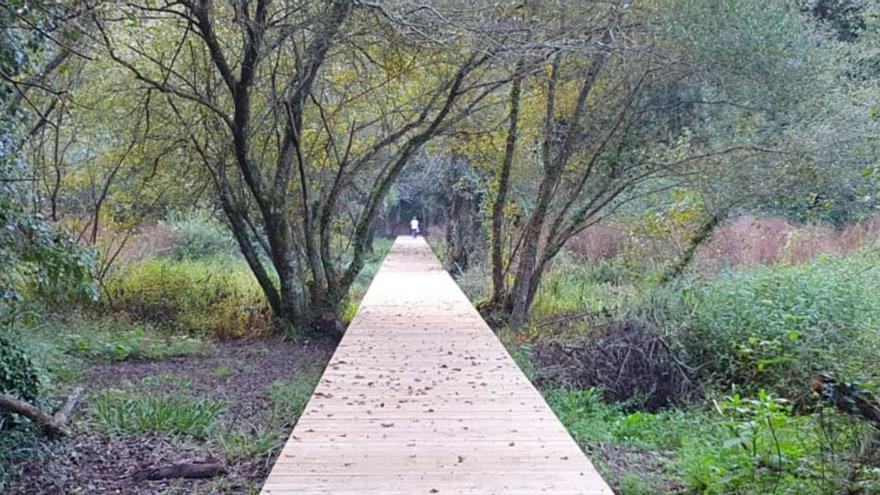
left=131, top=458, right=227, bottom=482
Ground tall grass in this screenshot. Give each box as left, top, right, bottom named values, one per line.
left=530, top=252, right=638, bottom=323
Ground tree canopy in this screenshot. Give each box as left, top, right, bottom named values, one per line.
left=3, top=0, right=879, bottom=329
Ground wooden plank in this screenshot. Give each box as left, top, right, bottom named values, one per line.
left=261, top=237, right=612, bottom=494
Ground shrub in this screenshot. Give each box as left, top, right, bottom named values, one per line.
left=678, top=249, right=880, bottom=402
left=162, top=213, right=239, bottom=261
left=0, top=335, right=40, bottom=404
left=0, top=335, right=42, bottom=428
left=104, top=258, right=272, bottom=337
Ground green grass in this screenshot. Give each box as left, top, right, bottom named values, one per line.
left=212, top=364, right=233, bottom=378
left=268, top=369, right=323, bottom=427
left=139, top=372, right=193, bottom=390
left=209, top=424, right=280, bottom=461
left=9, top=315, right=206, bottom=394
left=93, top=390, right=226, bottom=438
left=63, top=322, right=204, bottom=362
left=618, top=472, right=669, bottom=495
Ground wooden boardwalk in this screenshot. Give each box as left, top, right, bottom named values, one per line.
left=262, top=237, right=612, bottom=494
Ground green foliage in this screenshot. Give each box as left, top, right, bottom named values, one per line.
left=546, top=388, right=879, bottom=494
left=0, top=335, right=41, bottom=427
left=162, top=213, right=239, bottom=261
left=62, top=320, right=203, bottom=362
left=104, top=258, right=272, bottom=337
left=268, top=370, right=322, bottom=427
left=13, top=315, right=203, bottom=387
left=679, top=248, right=880, bottom=400
left=0, top=209, right=97, bottom=323
left=530, top=253, right=637, bottom=323
left=677, top=391, right=878, bottom=494
left=680, top=391, right=812, bottom=494
left=93, top=390, right=226, bottom=438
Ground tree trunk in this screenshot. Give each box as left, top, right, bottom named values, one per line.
left=506, top=29, right=612, bottom=326
left=508, top=190, right=554, bottom=325
left=659, top=212, right=723, bottom=284
left=490, top=67, right=523, bottom=309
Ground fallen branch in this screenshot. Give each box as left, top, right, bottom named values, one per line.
left=0, top=386, right=84, bottom=437
left=131, top=458, right=227, bottom=482
left=811, top=373, right=880, bottom=430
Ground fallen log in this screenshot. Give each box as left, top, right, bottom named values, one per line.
left=132, top=458, right=227, bottom=482
left=0, top=386, right=84, bottom=437
left=811, top=373, right=880, bottom=430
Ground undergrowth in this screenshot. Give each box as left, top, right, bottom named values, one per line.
left=546, top=387, right=879, bottom=495
left=509, top=241, right=880, bottom=494
left=93, top=390, right=226, bottom=438
left=104, top=258, right=272, bottom=337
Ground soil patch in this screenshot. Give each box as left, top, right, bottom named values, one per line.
left=584, top=441, right=685, bottom=494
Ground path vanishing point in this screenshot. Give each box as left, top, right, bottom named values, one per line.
left=262, top=236, right=613, bottom=494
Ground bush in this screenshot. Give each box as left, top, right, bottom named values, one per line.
left=162, top=213, right=239, bottom=261
left=0, top=335, right=42, bottom=428
left=104, top=258, right=272, bottom=337
left=0, top=335, right=40, bottom=404
left=678, top=249, right=880, bottom=402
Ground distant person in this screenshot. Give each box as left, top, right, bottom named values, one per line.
left=410, top=217, right=420, bottom=238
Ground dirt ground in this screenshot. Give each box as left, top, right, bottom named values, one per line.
left=3, top=337, right=334, bottom=495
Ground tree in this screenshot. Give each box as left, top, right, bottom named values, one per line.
left=1, top=0, right=97, bottom=325
left=95, top=0, right=507, bottom=330
left=482, top=0, right=852, bottom=325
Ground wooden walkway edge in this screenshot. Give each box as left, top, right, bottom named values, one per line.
left=261, top=237, right=613, bottom=494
